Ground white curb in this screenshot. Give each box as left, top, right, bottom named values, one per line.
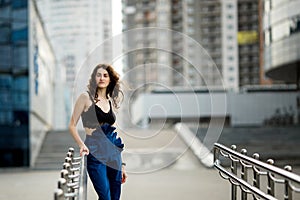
left=174, top=123, right=214, bottom=168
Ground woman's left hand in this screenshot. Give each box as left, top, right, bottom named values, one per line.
left=121, top=165, right=127, bottom=184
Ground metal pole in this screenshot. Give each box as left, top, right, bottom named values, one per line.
left=241, top=149, right=248, bottom=200
left=78, top=155, right=87, bottom=200
left=267, top=159, right=275, bottom=196
left=231, top=145, right=238, bottom=200
left=284, top=165, right=293, bottom=200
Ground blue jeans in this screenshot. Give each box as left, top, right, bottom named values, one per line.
left=85, top=124, right=124, bottom=200
left=87, top=154, right=122, bottom=200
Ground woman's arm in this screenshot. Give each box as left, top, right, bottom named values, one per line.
left=68, top=93, right=89, bottom=156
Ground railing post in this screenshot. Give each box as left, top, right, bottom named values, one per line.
left=240, top=149, right=248, bottom=200
left=267, top=159, right=275, bottom=196
left=57, top=178, right=68, bottom=194
left=230, top=145, right=238, bottom=200
left=213, top=143, right=300, bottom=200
left=284, top=165, right=293, bottom=200
left=252, top=153, right=262, bottom=200
left=54, top=147, right=87, bottom=200
left=252, top=153, right=260, bottom=189
left=54, top=188, right=64, bottom=200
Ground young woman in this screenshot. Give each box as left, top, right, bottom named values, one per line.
left=69, top=64, right=127, bottom=200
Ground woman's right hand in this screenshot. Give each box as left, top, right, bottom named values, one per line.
left=80, top=144, right=89, bottom=156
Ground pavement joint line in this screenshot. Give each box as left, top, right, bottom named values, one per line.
left=174, top=122, right=214, bottom=168
left=124, top=147, right=185, bottom=153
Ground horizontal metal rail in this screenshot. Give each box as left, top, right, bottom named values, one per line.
left=214, top=143, right=300, bottom=200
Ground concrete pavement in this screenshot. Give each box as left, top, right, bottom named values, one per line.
left=3, top=124, right=300, bottom=200
left=120, top=126, right=230, bottom=199
left=0, top=125, right=231, bottom=200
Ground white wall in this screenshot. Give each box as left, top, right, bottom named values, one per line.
left=29, top=0, right=56, bottom=167
left=131, top=91, right=299, bottom=127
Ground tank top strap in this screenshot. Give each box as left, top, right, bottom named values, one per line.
left=108, top=100, right=114, bottom=111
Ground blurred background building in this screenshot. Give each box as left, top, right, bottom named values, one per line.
left=263, top=0, right=300, bottom=86
left=122, top=0, right=275, bottom=90
left=0, top=0, right=55, bottom=167
left=122, top=0, right=300, bottom=126
left=36, top=0, right=112, bottom=129
left=0, top=0, right=299, bottom=167
left=0, top=0, right=113, bottom=167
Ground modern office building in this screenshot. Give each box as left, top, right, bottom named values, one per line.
left=0, top=0, right=55, bottom=167
left=263, top=0, right=300, bottom=88
left=36, top=0, right=112, bottom=129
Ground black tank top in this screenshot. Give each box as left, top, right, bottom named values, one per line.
left=81, top=93, right=116, bottom=128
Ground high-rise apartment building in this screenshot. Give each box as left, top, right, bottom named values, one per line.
left=237, top=0, right=260, bottom=86
left=122, top=0, right=262, bottom=91
left=122, top=0, right=172, bottom=88
left=181, top=0, right=258, bottom=90
left=37, top=0, right=112, bottom=129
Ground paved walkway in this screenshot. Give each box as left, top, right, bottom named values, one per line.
left=120, top=126, right=230, bottom=200
left=0, top=126, right=230, bottom=200
left=1, top=125, right=299, bottom=200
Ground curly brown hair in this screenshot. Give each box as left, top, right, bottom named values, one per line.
left=87, top=64, right=123, bottom=108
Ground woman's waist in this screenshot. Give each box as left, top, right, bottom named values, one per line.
left=84, top=123, right=115, bottom=136
left=85, top=127, right=96, bottom=136
left=84, top=122, right=109, bottom=135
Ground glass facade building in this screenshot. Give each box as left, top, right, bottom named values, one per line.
left=0, top=0, right=55, bottom=167
left=0, top=0, right=30, bottom=167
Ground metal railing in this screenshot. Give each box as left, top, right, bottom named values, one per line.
left=54, top=147, right=87, bottom=200
left=214, top=143, right=300, bottom=200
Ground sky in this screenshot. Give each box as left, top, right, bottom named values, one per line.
left=112, top=0, right=122, bottom=36
left=111, top=0, right=124, bottom=75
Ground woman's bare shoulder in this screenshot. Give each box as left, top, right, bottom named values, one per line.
left=77, top=92, right=90, bottom=103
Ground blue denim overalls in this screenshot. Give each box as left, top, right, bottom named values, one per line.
left=85, top=123, right=124, bottom=200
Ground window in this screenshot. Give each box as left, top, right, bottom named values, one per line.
left=0, top=25, right=10, bottom=43
left=227, top=3, right=233, bottom=9
left=0, top=45, right=11, bottom=69
left=227, top=24, right=233, bottom=30
left=290, top=15, right=300, bottom=34
left=12, top=0, right=27, bottom=9
left=228, top=56, right=234, bottom=61
left=12, top=27, right=28, bottom=43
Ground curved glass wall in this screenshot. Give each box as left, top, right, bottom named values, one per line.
left=263, top=0, right=300, bottom=83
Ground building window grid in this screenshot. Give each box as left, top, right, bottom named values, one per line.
left=0, top=2, right=29, bottom=125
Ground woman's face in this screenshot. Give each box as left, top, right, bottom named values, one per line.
left=95, top=68, right=110, bottom=89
